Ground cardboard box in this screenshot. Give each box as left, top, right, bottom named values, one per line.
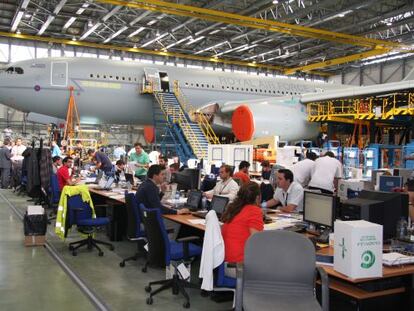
left=334, top=220, right=383, bottom=279
left=24, top=235, right=46, bottom=247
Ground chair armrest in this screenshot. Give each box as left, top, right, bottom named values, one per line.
left=316, top=266, right=329, bottom=311
left=166, top=228, right=175, bottom=234
left=235, top=263, right=244, bottom=311
left=176, top=236, right=200, bottom=259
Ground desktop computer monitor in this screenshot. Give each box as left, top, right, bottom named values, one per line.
left=210, top=164, right=220, bottom=176
left=172, top=168, right=201, bottom=191
left=303, top=191, right=338, bottom=229
left=379, top=175, right=403, bottom=192
left=354, top=190, right=409, bottom=240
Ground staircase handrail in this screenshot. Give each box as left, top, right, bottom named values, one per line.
left=173, top=80, right=220, bottom=145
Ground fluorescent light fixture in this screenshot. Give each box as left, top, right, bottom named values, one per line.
left=165, top=36, right=191, bottom=49
left=80, top=23, right=100, bottom=40
left=209, top=29, right=220, bottom=35
left=63, top=17, right=76, bottom=30
left=140, top=32, right=168, bottom=48
left=11, top=11, right=24, bottom=32
left=72, top=36, right=77, bottom=41
left=16, top=29, right=21, bottom=34
left=272, top=0, right=278, bottom=3
left=186, top=36, right=205, bottom=45
left=103, top=26, right=128, bottom=43
left=133, top=44, right=137, bottom=48
left=147, top=19, right=158, bottom=26
left=128, top=27, right=145, bottom=38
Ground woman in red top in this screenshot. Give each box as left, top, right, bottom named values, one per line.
left=221, top=182, right=264, bottom=277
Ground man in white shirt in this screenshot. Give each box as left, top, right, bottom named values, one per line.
left=308, top=151, right=343, bottom=194
left=11, top=138, right=26, bottom=161
left=262, top=169, right=304, bottom=212
left=203, top=165, right=239, bottom=203
left=292, top=151, right=317, bottom=188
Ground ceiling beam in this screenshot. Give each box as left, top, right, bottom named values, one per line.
left=94, top=0, right=403, bottom=49
left=0, top=30, right=332, bottom=76
left=11, top=0, right=31, bottom=32
left=37, top=0, right=67, bottom=35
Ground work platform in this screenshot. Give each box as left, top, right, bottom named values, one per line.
left=307, top=92, right=414, bottom=123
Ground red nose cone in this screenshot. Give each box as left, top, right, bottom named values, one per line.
left=144, top=126, right=155, bottom=143
left=231, top=105, right=255, bottom=141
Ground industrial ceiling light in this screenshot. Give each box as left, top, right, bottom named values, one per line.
left=133, top=44, right=137, bottom=48
left=72, top=36, right=77, bottom=41
left=272, top=0, right=278, bottom=3
left=16, top=29, right=21, bottom=34
left=88, top=19, right=93, bottom=27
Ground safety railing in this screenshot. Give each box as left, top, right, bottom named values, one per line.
left=173, top=80, right=220, bottom=145
left=153, top=91, right=206, bottom=159
left=307, top=92, right=414, bottom=122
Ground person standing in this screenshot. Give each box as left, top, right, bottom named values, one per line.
left=0, top=139, right=12, bottom=188
left=87, top=149, right=113, bottom=175
left=129, top=142, right=150, bottom=181
left=291, top=151, right=317, bottom=188
left=308, top=151, right=343, bottom=194
left=51, top=141, right=61, bottom=157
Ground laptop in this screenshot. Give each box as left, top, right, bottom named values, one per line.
left=85, top=171, right=103, bottom=184
left=97, top=176, right=115, bottom=190
left=192, top=195, right=229, bottom=218
left=183, top=190, right=202, bottom=211
left=124, top=173, right=134, bottom=186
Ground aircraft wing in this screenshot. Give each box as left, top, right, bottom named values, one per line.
left=299, top=80, right=414, bottom=103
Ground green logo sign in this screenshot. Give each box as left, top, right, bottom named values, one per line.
left=361, top=250, right=375, bottom=269
left=339, top=238, right=347, bottom=259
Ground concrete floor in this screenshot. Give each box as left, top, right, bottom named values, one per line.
left=0, top=190, right=233, bottom=311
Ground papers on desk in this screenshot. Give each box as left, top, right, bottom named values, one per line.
left=188, top=219, right=206, bottom=226
left=383, top=252, right=414, bottom=266
left=85, top=177, right=96, bottom=183
left=164, top=198, right=187, bottom=205
left=264, top=217, right=302, bottom=230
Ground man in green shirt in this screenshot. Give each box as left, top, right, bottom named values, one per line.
left=129, top=142, right=150, bottom=181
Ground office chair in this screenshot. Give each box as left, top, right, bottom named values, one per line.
left=119, top=192, right=147, bottom=268
left=48, top=174, right=60, bottom=221
left=67, top=194, right=115, bottom=256
left=140, top=204, right=202, bottom=308
left=199, top=211, right=236, bottom=307
left=235, top=231, right=329, bottom=311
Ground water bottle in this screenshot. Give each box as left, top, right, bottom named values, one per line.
left=396, top=217, right=408, bottom=239
left=201, top=197, right=207, bottom=210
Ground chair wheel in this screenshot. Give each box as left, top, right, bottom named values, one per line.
left=200, top=290, right=209, bottom=297
left=119, top=262, right=125, bottom=267
left=142, top=267, right=147, bottom=273
left=145, top=286, right=152, bottom=293
left=110, top=245, right=115, bottom=251
left=183, top=301, right=190, bottom=308
left=72, top=251, right=77, bottom=256
left=146, top=297, right=153, bottom=305
left=98, top=252, right=104, bottom=257
left=69, top=246, right=74, bottom=251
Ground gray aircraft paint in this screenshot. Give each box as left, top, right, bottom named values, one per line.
left=0, top=57, right=343, bottom=141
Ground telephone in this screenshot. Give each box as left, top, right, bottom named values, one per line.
left=315, top=228, right=331, bottom=244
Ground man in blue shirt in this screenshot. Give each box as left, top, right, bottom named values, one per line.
left=136, top=165, right=189, bottom=215
left=87, top=149, right=113, bottom=175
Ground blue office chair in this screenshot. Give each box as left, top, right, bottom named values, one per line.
left=119, top=192, right=147, bottom=268
left=140, top=204, right=202, bottom=309
left=67, top=194, right=115, bottom=256
left=47, top=174, right=60, bottom=222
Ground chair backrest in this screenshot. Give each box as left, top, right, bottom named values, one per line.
left=50, top=174, right=60, bottom=204
left=124, top=191, right=145, bottom=239
left=67, top=194, right=93, bottom=227
left=243, top=231, right=316, bottom=293
left=139, top=204, right=171, bottom=266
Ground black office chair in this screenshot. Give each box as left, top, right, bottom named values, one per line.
left=119, top=192, right=147, bottom=268
left=140, top=204, right=202, bottom=308
left=235, top=231, right=329, bottom=311
left=67, top=194, right=115, bottom=256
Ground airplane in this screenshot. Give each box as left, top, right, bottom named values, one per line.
left=0, top=57, right=376, bottom=142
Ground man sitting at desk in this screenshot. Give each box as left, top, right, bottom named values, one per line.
left=136, top=165, right=190, bottom=215
left=203, top=165, right=239, bottom=203
left=262, top=169, right=304, bottom=213
left=57, top=157, right=79, bottom=191
left=114, top=160, right=125, bottom=182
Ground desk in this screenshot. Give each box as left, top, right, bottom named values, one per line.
left=164, top=213, right=414, bottom=310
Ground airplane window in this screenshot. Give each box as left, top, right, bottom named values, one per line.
left=241, top=88, right=244, bottom=91
left=260, top=89, right=262, bottom=92
left=110, top=75, right=113, bottom=79
left=97, top=74, right=100, bottom=78
left=201, top=84, right=204, bottom=87
left=185, top=82, right=189, bottom=86
left=277, top=90, right=280, bottom=94
left=191, top=83, right=194, bottom=86
left=250, top=88, right=253, bottom=92
left=282, top=91, right=284, bottom=94
left=196, top=83, right=199, bottom=87
left=236, top=87, right=239, bottom=90
left=90, top=74, right=93, bottom=78
left=207, top=84, right=209, bottom=88
left=212, top=85, right=214, bottom=88
left=222, top=86, right=224, bottom=89
left=231, top=87, right=234, bottom=90
left=128, top=77, right=131, bottom=81
left=122, top=77, right=125, bottom=80
left=104, top=75, right=107, bottom=79
left=134, top=78, right=137, bottom=81
left=116, top=76, right=119, bottom=80
left=255, top=89, right=257, bottom=92
left=226, top=86, right=230, bottom=90
left=273, top=91, right=276, bottom=94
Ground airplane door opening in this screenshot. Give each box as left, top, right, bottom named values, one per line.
left=159, top=72, right=170, bottom=92
left=51, top=61, right=68, bottom=87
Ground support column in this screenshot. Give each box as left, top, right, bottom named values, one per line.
left=369, top=121, right=376, bottom=144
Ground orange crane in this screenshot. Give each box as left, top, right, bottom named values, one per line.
left=63, top=86, right=81, bottom=141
